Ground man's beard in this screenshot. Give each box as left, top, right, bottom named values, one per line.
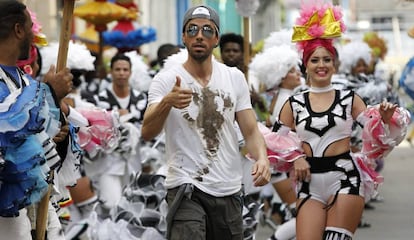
left=18, top=38, right=31, bottom=61
left=189, top=48, right=212, bottom=63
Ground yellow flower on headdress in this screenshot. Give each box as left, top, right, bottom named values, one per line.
left=292, top=7, right=344, bottom=42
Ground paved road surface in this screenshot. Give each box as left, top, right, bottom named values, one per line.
left=255, top=141, right=414, bottom=239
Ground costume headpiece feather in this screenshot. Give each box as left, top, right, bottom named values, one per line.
left=292, top=1, right=345, bottom=51
left=162, top=48, right=217, bottom=71
left=39, top=41, right=96, bottom=75
left=338, top=41, right=372, bottom=74
left=249, top=44, right=301, bottom=90
left=124, top=50, right=152, bottom=92
left=162, top=48, right=188, bottom=71
left=291, top=1, right=346, bottom=64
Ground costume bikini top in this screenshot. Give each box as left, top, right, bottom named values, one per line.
left=289, top=90, right=354, bottom=157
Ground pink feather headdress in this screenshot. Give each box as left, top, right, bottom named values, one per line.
left=292, top=1, right=346, bottom=62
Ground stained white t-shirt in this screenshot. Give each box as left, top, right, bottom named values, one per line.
left=148, top=60, right=252, bottom=196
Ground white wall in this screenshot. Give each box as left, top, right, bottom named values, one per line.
left=24, top=0, right=59, bottom=41
left=137, top=0, right=178, bottom=61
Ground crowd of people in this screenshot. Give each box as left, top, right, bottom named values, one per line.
left=0, top=1, right=411, bottom=240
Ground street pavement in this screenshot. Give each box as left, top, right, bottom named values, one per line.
left=255, top=140, right=414, bottom=240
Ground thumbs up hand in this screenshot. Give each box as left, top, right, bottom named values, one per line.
left=175, top=76, right=181, bottom=88
left=169, top=76, right=193, bottom=109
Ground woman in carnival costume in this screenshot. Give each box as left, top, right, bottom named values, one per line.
left=250, top=31, right=303, bottom=128
left=249, top=30, right=304, bottom=124
left=271, top=2, right=409, bottom=239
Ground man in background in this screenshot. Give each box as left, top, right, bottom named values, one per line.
left=219, top=32, right=245, bottom=72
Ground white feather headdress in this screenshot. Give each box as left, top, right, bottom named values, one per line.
left=162, top=48, right=188, bottom=71
left=338, top=41, right=372, bottom=74
left=124, top=50, right=152, bottom=92
left=162, top=48, right=219, bottom=72
left=249, top=44, right=301, bottom=90
left=39, top=41, right=96, bottom=75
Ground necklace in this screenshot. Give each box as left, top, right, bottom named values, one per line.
left=309, top=84, right=334, bottom=93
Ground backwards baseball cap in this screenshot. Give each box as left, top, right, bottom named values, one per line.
left=182, top=5, right=220, bottom=32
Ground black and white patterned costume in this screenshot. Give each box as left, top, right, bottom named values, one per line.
left=289, top=90, right=363, bottom=207
left=94, top=86, right=148, bottom=126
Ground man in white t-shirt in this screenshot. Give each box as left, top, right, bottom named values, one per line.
left=141, top=5, right=270, bottom=240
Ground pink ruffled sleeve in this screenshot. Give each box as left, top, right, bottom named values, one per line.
left=247, top=122, right=305, bottom=172
left=358, top=105, right=410, bottom=160
left=76, top=108, right=121, bottom=157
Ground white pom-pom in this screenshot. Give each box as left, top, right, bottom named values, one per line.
left=338, top=41, right=372, bottom=74
left=235, top=0, right=260, bottom=17
left=39, top=41, right=96, bottom=75
left=162, top=48, right=188, bottom=71
left=162, top=48, right=218, bottom=71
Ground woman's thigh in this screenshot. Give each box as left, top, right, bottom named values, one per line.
left=326, top=194, right=365, bottom=233
left=296, top=198, right=327, bottom=240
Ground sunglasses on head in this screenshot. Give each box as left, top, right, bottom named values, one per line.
left=186, top=24, right=216, bottom=39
